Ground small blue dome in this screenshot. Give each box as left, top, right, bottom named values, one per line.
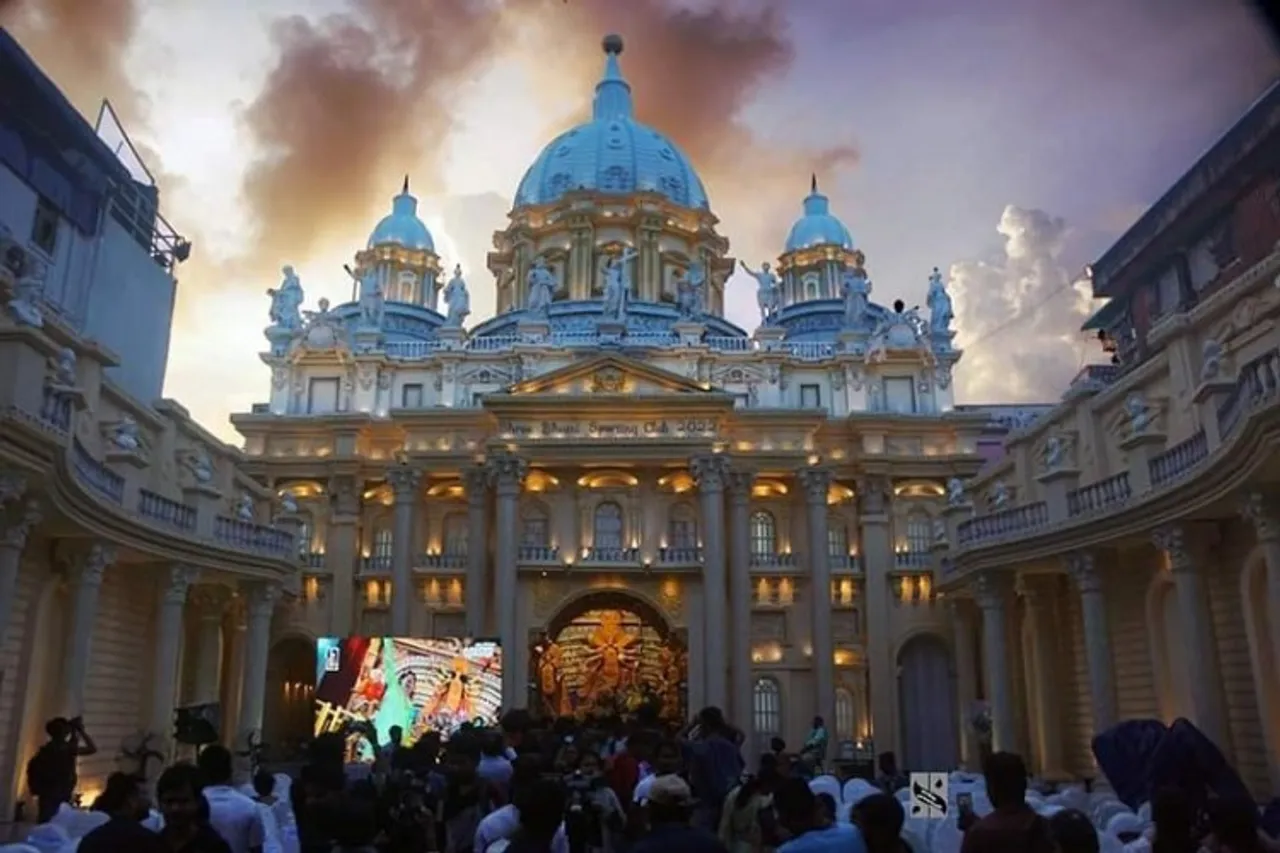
left=784, top=178, right=853, bottom=252
left=514, top=36, right=710, bottom=210
left=368, top=178, right=434, bottom=251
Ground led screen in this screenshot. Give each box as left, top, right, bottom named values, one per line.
left=314, top=636, right=502, bottom=760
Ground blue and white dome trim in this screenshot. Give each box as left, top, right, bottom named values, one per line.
left=784, top=175, right=853, bottom=252
left=514, top=35, right=710, bottom=210
left=368, top=176, right=435, bottom=252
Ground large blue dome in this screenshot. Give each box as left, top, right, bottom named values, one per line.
left=368, top=179, right=435, bottom=251
left=514, top=36, right=710, bottom=210
left=784, top=179, right=853, bottom=252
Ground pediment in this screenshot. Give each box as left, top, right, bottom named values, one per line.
left=499, top=354, right=719, bottom=398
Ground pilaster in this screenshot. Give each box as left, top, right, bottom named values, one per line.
left=726, top=468, right=755, bottom=730
left=60, top=542, right=116, bottom=717
left=948, top=599, right=980, bottom=769
left=387, top=463, right=422, bottom=635
left=690, top=453, right=730, bottom=710
left=799, top=466, right=836, bottom=742
left=1065, top=551, right=1117, bottom=737
left=0, top=475, right=39, bottom=648
left=237, top=582, right=280, bottom=749
left=325, top=475, right=361, bottom=636
left=464, top=465, right=491, bottom=637
left=489, top=452, right=528, bottom=707
left=1017, top=574, right=1065, bottom=777
left=973, top=571, right=1016, bottom=752
left=857, top=475, right=894, bottom=757
left=151, top=565, right=197, bottom=761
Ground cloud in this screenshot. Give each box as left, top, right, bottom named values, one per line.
left=239, top=1, right=505, bottom=263
left=0, top=0, right=144, bottom=124
left=949, top=205, right=1099, bottom=403
left=439, top=192, right=513, bottom=321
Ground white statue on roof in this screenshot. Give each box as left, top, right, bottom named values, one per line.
left=927, top=267, right=953, bottom=336
left=601, top=249, right=637, bottom=320
left=443, top=265, right=471, bottom=327
left=526, top=258, right=556, bottom=319
left=268, top=265, right=304, bottom=330
left=740, top=260, right=781, bottom=324
left=357, top=271, right=385, bottom=329
left=676, top=262, right=706, bottom=320
left=841, top=265, right=871, bottom=328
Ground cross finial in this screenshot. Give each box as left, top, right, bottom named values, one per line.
left=811, top=173, right=818, bottom=194
left=402, top=174, right=410, bottom=194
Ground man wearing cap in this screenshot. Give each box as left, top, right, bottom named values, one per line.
left=631, top=775, right=728, bottom=853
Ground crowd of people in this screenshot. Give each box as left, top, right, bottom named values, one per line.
left=14, top=707, right=1280, bottom=853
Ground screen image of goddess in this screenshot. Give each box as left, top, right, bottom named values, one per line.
left=313, top=636, right=502, bottom=760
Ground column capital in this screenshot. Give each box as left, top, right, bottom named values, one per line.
left=690, top=453, right=730, bottom=493
left=972, top=571, right=1012, bottom=612
left=387, top=463, right=422, bottom=502
left=163, top=564, right=199, bottom=605
left=327, top=475, right=362, bottom=517
left=487, top=452, right=528, bottom=494
left=1152, top=524, right=1194, bottom=573
left=726, top=469, right=754, bottom=503
left=1065, top=551, right=1102, bottom=593
left=243, top=582, right=281, bottom=620
left=1, top=497, right=42, bottom=550
left=69, top=542, right=116, bottom=589
left=856, top=476, right=891, bottom=515
left=798, top=467, right=833, bottom=506
left=1238, top=490, right=1280, bottom=542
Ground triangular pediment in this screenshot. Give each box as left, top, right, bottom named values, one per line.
left=500, top=354, right=719, bottom=397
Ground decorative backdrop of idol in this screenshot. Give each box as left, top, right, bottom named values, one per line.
left=314, top=636, right=502, bottom=762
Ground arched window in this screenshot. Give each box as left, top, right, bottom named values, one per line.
left=521, top=505, right=550, bottom=548
left=750, top=511, right=777, bottom=558
left=593, top=501, right=625, bottom=550
left=443, top=514, right=468, bottom=557
left=372, top=526, right=393, bottom=560
left=835, top=688, right=855, bottom=741
left=906, top=510, right=931, bottom=553
left=668, top=504, right=698, bottom=551
left=828, top=522, right=848, bottom=560
left=753, top=677, right=782, bottom=738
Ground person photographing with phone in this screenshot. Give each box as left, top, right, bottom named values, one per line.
left=26, top=715, right=98, bottom=822
left=958, top=752, right=1052, bottom=853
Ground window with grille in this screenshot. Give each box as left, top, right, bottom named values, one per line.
left=906, top=510, right=931, bottom=553
left=443, top=514, right=468, bottom=556
left=594, top=501, right=625, bottom=550
left=521, top=509, right=550, bottom=547
left=750, top=511, right=776, bottom=558
left=668, top=504, right=698, bottom=550
left=753, top=677, right=782, bottom=737
left=828, top=523, right=848, bottom=559
left=372, top=527, right=393, bottom=560
left=835, top=688, right=855, bottom=740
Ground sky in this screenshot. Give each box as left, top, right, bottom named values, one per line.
left=1, top=0, right=1277, bottom=442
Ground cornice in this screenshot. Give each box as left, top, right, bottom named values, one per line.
left=941, top=400, right=1280, bottom=583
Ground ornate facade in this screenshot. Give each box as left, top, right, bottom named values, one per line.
left=936, top=80, right=1280, bottom=796
left=232, top=35, right=1030, bottom=764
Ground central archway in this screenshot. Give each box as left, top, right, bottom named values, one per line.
left=264, top=635, right=316, bottom=761
left=531, top=590, right=686, bottom=721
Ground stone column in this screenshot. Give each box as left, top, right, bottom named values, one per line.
left=464, top=465, right=490, bottom=637
left=800, top=467, right=836, bottom=734
left=0, top=475, right=40, bottom=647
left=189, top=586, right=229, bottom=705
left=489, top=453, right=527, bottom=707
left=973, top=571, right=1016, bottom=752
left=949, top=599, right=980, bottom=769
left=151, top=566, right=196, bottom=748
left=1153, top=524, right=1229, bottom=749
left=1018, top=576, right=1064, bottom=776
left=388, top=464, right=422, bottom=636
left=726, top=469, right=755, bottom=731
left=857, top=476, right=895, bottom=756
left=237, top=582, right=279, bottom=744
left=1066, top=552, right=1117, bottom=735
left=1239, top=492, right=1280, bottom=669
left=60, top=543, right=115, bottom=718
left=325, top=476, right=362, bottom=636
left=691, top=454, right=730, bottom=711
left=220, top=602, right=247, bottom=748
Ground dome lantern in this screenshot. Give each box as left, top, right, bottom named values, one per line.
left=355, top=178, right=443, bottom=309
left=777, top=176, right=860, bottom=307
left=593, top=35, right=633, bottom=121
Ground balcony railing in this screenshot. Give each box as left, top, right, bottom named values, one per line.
left=894, top=551, right=932, bottom=569
left=360, top=555, right=392, bottom=574
left=657, top=547, right=702, bottom=564
left=830, top=554, right=862, bottom=573
left=956, top=502, right=1050, bottom=547
left=1066, top=471, right=1131, bottom=517
left=41, top=387, right=73, bottom=431
left=1217, top=348, right=1280, bottom=440
left=419, top=553, right=468, bottom=570
left=214, top=516, right=295, bottom=557
left=1148, top=430, right=1208, bottom=489
left=581, top=547, right=641, bottom=564
left=305, top=552, right=326, bottom=569
left=72, top=440, right=124, bottom=504
left=750, top=552, right=796, bottom=569
left=517, top=545, right=559, bottom=563
left=137, top=488, right=196, bottom=532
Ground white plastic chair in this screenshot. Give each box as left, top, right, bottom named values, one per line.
left=809, top=774, right=842, bottom=806
left=48, top=805, right=106, bottom=840
left=0, top=844, right=42, bottom=853
left=840, top=777, right=877, bottom=807
left=1094, top=801, right=1132, bottom=830
left=930, top=818, right=964, bottom=853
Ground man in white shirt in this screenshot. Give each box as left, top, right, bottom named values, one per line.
left=197, top=745, right=266, bottom=853
left=475, top=754, right=567, bottom=853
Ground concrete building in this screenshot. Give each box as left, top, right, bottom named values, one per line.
left=937, top=80, right=1280, bottom=796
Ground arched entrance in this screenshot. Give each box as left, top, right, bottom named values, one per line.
left=898, top=633, right=959, bottom=772
left=263, top=636, right=315, bottom=760
left=530, top=590, right=686, bottom=721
